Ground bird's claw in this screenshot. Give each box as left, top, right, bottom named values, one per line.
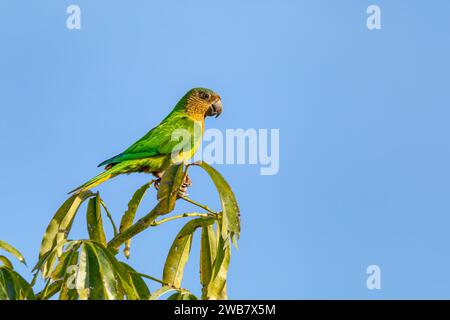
left=155, top=175, right=191, bottom=196
left=154, top=178, right=161, bottom=190
left=177, top=175, right=192, bottom=198
left=182, top=174, right=192, bottom=188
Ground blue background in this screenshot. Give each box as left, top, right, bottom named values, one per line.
left=1, top=0, right=450, bottom=299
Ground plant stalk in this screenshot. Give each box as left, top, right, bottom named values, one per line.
left=107, top=202, right=163, bottom=251
left=151, top=212, right=215, bottom=226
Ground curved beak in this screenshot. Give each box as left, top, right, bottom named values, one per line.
left=206, top=99, right=223, bottom=118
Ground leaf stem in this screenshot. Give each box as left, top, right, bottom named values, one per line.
left=130, top=271, right=187, bottom=292
left=151, top=212, right=216, bottom=227
left=101, top=200, right=119, bottom=237
left=36, top=277, right=52, bottom=300
left=179, top=196, right=218, bottom=215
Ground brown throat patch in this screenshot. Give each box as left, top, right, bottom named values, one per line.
left=186, top=95, right=209, bottom=121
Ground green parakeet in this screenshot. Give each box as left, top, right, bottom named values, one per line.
left=70, top=87, right=222, bottom=194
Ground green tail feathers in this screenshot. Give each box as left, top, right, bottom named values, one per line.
left=69, top=165, right=123, bottom=194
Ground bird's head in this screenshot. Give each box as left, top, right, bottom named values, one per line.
left=181, top=87, right=223, bottom=120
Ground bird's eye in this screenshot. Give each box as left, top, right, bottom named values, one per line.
left=198, top=91, right=210, bottom=100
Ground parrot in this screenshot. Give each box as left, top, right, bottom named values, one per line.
left=69, top=87, right=222, bottom=194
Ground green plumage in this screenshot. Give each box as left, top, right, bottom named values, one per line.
left=70, top=88, right=220, bottom=194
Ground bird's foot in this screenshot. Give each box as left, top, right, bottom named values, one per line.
left=153, top=173, right=191, bottom=196
left=152, top=171, right=163, bottom=190
left=178, top=174, right=192, bottom=197
left=182, top=174, right=192, bottom=189
left=154, top=178, right=161, bottom=190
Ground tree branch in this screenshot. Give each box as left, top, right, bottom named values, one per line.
left=178, top=195, right=218, bottom=215
left=107, top=202, right=164, bottom=252
left=130, top=271, right=188, bottom=292
left=106, top=165, right=219, bottom=253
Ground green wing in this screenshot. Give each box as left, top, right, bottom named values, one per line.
left=98, top=113, right=202, bottom=167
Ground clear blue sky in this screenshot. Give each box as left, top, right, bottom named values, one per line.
left=1, top=0, right=450, bottom=299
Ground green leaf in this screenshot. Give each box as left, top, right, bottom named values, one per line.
left=119, top=182, right=152, bottom=258
left=75, top=243, right=90, bottom=299
left=0, top=240, right=26, bottom=266
left=149, top=285, right=176, bottom=300
left=200, top=224, right=217, bottom=289
left=51, top=242, right=82, bottom=280
left=157, top=164, right=184, bottom=213
left=196, top=162, right=240, bottom=240
left=95, top=243, right=139, bottom=300
left=167, top=292, right=181, bottom=300
left=183, top=292, right=198, bottom=300
left=163, top=217, right=215, bottom=288
left=167, top=291, right=198, bottom=300
left=39, top=191, right=94, bottom=260
left=0, top=268, right=15, bottom=299
left=34, top=240, right=79, bottom=279
left=0, top=256, right=13, bottom=270
left=164, top=234, right=192, bottom=289
left=40, top=240, right=145, bottom=300
left=86, top=193, right=107, bottom=246
left=83, top=242, right=109, bottom=299
left=121, top=263, right=151, bottom=300
left=0, top=266, right=35, bottom=300
left=204, top=221, right=231, bottom=300
left=84, top=242, right=119, bottom=300
left=36, top=280, right=63, bottom=300
left=231, top=233, right=239, bottom=250
left=59, top=248, right=80, bottom=300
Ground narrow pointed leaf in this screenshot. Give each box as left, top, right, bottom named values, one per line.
left=51, top=242, right=82, bottom=280
left=86, top=194, right=107, bottom=246
left=163, top=217, right=215, bottom=288
left=0, top=256, right=13, bottom=270
left=157, top=164, right=184, bottom=213
left=36, top=280, right=63, bottom=300
left=163, top=234, right=192, bottom=288
left=0, top=268, right=15, bottom=299
left=121, top=263, right=151, bottom=300
left=38, top=240, right=81, bottom=280
left=86, top=242, right=120, bottom=300
left=0, top=240, right=26, bottom=265
left=204, top=222, right=231, bottom=300
left=49, top=240, right=141, bottom=300
left=97, top=244, right=139, bottom=300
left=39, top=191, right=94, bottom=259
left=59, top=250, right=80, bottom=300
left=75, top=244, right=90, bottom=299
left=149, top=285, right=176, bottom=300
left=167, top=291, right=198, bottom=300
left=81, top=242, right=106, bottom=299
left=0, top=266, right=35, bottom=300
left=167, top=292, right=181, bottom=300
left=196, top=162, right=240, bottom=240
left=119, top=182, right=152, bottom=258
left=182, top=292, right=198, bottom=300
left=200, top=224, right=217, bottom=288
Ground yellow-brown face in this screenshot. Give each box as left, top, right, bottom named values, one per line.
left=186, top=88, right=223, bottom=120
